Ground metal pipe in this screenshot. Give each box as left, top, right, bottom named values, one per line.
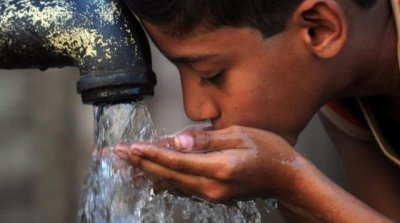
left=0, top=0, right=156, bottom=104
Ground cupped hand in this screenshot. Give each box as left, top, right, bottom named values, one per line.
left=115, top=125, right=308, bottom=202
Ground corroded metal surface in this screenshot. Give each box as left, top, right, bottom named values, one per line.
left=0, top=0, right=156, bottom=104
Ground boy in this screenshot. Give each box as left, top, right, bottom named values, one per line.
left=116, top=0, right=400, bottom=222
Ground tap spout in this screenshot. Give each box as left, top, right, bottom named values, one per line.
left=0, top=0, right=156, bottom=104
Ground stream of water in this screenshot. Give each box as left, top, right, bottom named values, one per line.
left=77, top=102, right=276, bottom=223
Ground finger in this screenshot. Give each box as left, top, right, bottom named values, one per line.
left=114, top=144, right=131, bottom=159
left=133, top=156, right=199, bottom=189
left=116, top=144, right=231, bottom=179
left=156, top=136, right=176, bottom=149
left=156, top=124, right=213, bottom=149
left=126, top=154, right=230, bottom=201
left=173, top=127, right=252, bottom=152
left=128, top=150, right=211, bottom=193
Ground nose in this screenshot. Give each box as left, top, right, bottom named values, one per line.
left=181, top=83, right=220, bottom=122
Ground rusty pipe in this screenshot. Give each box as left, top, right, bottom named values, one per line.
left=0, top=0, right=156, bottom=104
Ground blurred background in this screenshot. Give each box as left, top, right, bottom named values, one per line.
left=0, top=40, right=347, bottom=222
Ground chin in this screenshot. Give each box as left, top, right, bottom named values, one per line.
left=286, top=135, right=298, bottom=146
left=279, top=127, right=304, bottom=145
left=261, top=128, right=299, bottom=146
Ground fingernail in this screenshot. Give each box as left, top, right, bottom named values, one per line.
left=101, top=147, right=111, bottom=156
left=115, top=150, right=128, bottom=160
left=129, top=143, right=143, bottom=149
left=175, top=134, right=194, bottom=150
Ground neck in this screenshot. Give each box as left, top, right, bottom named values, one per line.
left=339, top=1, right=400, bottom=99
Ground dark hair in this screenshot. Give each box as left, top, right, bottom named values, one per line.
left=123, top=0, right=377, bottom=37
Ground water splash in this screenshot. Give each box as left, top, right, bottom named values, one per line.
left=77, top=102, right=276, bottom=223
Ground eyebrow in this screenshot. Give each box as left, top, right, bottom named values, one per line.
left=169, top=54, right=220, bottom=64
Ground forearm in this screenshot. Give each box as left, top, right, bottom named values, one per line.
left=278, top=158, right=395, bottom=223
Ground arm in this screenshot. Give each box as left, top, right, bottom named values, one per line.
left=279, top=153, right=395, bottom=223
left=115, top=125, right=397, bottom=222
left=318, top=114, right=400, bottom=221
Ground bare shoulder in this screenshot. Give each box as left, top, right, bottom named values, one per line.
left=318, top=112, right=400, bottom=221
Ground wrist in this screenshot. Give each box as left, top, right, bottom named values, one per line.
left=274, top=154, right=314, bottom=201
left=275, top=156, right=335, bottom=221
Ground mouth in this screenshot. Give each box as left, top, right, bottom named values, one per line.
left=210, top=119, right=225, bottom=130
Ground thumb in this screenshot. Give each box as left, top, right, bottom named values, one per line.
left=173, top=127, right=252, bottom=153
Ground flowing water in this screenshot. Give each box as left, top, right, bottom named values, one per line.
left=77, top=101, right=277, bottom=223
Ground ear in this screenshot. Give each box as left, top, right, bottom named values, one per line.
left=293, top=0, right=348, bottom=59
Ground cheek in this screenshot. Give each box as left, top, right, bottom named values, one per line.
left=221, top=73, right=315, bottom=139
left=221, top=88, right=272, bottom=127
left=223, top=94, right=303, bottom=143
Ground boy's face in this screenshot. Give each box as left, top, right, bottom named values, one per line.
left=144, top=22, right=330, bottom=144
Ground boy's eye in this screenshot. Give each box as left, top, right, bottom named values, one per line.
left=199, top=71, right=224, bottom=87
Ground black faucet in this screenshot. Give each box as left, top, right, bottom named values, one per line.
left=0, top=0, right=156, bottom=104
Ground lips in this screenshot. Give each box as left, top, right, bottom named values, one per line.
left=210, top=119, right=225, bottom=130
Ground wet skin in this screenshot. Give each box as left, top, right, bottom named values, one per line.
left=141, top=24, right=328, bottom=145
left=116, top=0, right=400, bottom=222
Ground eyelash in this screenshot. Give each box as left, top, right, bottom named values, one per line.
left=199, top=71, right=224, bottom=87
